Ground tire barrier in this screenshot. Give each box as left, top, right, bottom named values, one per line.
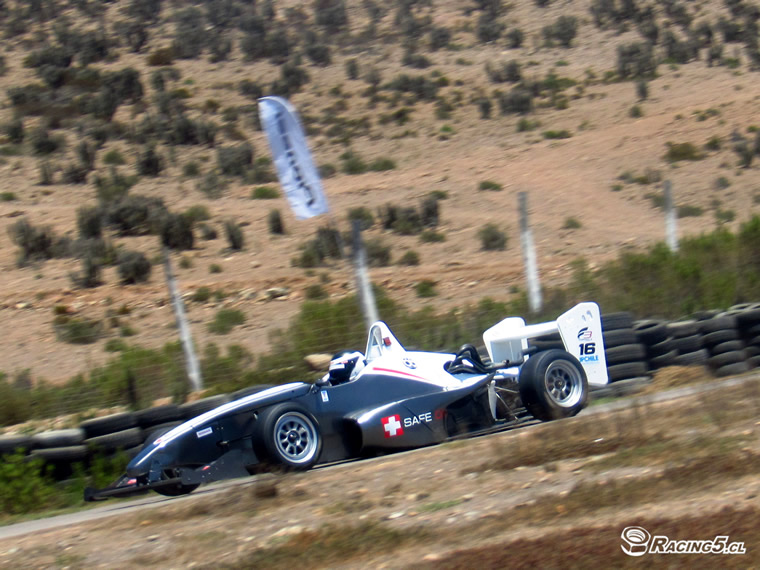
left=0, top=395, right=237, bottom=483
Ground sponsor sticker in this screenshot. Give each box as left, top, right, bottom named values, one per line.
left=621, top=526, right=746, bottom=556
left=577, top=327, right=593, bottom=341
left=381, top=414, right=404, bottom=438
left=196, top=427, right=213, bottom=439
left=321, top=391, right=329, bottom=402
left=402, top=357, right=417, bottom=370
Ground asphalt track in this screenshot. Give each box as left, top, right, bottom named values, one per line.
left=0, top=371, right=757, bottom=541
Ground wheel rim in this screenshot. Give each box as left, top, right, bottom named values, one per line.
left=273, top=412, right=318, bottom=464
left=543, top=360, right=584, bottom=407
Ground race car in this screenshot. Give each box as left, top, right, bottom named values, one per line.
left=85, top=302, right=607, bottom=501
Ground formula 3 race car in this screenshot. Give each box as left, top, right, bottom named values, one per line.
left=85, top=302, right=608, bottom=501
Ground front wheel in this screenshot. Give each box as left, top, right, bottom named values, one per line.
left=256, top=404, right=322, bottom=469
left=518, top=349, right=588, bottom=421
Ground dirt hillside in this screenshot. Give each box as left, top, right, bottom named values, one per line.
left=0, top=0, right=759, bottom=384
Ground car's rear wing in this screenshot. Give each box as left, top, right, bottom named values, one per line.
left=483, top=302, right=608, bottom=386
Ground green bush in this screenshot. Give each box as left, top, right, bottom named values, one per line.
left=369, top=157, right=396, bottom=171
left=217, top=143, right=253, bottom=176
left=479, top=180, right=502, bottom=191
left=191, top=287, right=212, bottom=303
left=0, top=192, right=17, bottom=201
left=347, top=207, right=374, bottom=230
left=365, top=238, right=391, bottom=267
left=105, top=194, right=167, bottom=236
left=341, top=151, right=368, bottom=175
left=160, top=212, right=194, bottom=251
left=209, top=263, right=222, bottom=273
left=305, top=284, right=328, bottom=300
left=415, top=280, right=438, bottom=298
left=420, top=230, right=445, bottom=243
left=7, top=218, right=64, bottom=266
left=543, top=130, right=572, bottom=139
left=184, top=204, right=211, bottom=223
left=183, top=160, right=201, bottom=177
left=53, top=315, right=102, bottom=344
left=478, top=224, right=508, bottom=251
left=251, top=185, right=279, bottom=199
left=563, top=217, right=582, bottom=229
left=268, top=209, right=285, bottom=235
left=136, top=145, right=163, bottom=176
left=117, top=250, right=152, bottom=284
left=0, top=452, right=55, bottom=515
left=224, top=220, right=244, bottom=250
left=197, top=171, right=227, bottom=199
left=664, top=142, right=704, bottom=162
left=398, top=250, right=420, bottom=265
left=677, top=205, right=704, bottom=218
left=208, top=308, right=246, bottom=334
left=70, top=254, right=104, bottom=288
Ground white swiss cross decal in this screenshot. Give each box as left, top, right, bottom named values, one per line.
left=382, top=414, right=403, bottom=438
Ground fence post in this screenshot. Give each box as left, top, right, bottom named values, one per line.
left=664, top=180, right=679, bottom=252
left=518, top=192, right=543, bottom=314
left=163, top=247, right=202, bottom=392
left=351, top=220, right=379, bottom=330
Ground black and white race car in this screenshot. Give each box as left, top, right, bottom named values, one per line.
left=85, top=302, right=608, bottom=501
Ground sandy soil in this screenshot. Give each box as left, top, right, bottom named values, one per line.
left=0, top=1, right=759, bottom=388
left=1, top=375, right=759, bottom=568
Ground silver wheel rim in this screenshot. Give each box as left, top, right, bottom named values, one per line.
left=273, top=412, right=318, bottom=464
left=544, top=360, right=584, bottom=407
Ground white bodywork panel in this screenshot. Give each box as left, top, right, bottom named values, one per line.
left=481, top=302, right=608, bottom=386
left=363, top=302, right=608, bottom=389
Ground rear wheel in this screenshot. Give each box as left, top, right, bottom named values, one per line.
left=256, top=404, right=322, bottom=469
left=519, top=349, right=588, bottom=421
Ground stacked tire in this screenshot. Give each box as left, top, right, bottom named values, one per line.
left=666, top=320, right=708, bottom=366
left=633, top=319, right=679, bottom=371
left=602, top=312, right=650, bottom=381
left=724, top=303, right=760, bottom=369
left=29, top=428, right=87, bottom=480
left=697, top=313, right=749, bottom=377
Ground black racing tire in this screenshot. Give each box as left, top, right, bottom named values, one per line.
left=709, top=340, right=745, bottom=355
left=180, top=394, right=231, bottom=420
left=735, top=307, right=760, bottom=327
left=85, top=427, right=144, bottom=454
left=702, top=328, right=739, bottom=347
left=670, top=334, right=703, bottom=353
left=30, top=445, right=89, bottom=464
left=649, top=349, right=678, bottom=369
left=602, top=329, right=637, bottom=348
left=0, top=434, right=33, bottom=456
left=605, top=343, right=647, bottom=365
left=715, top=361, right=750, bottom=377
left=31, top=428, right=85, bottom=449
left=601, top=312, right=634, bottom=331
left=674, top=349, right=710, bottom=366
left=647, top=337, right=675, bottom=357
left=699, top=315, right=737, bottom=333
left=634, top=320, right=668, bottom=345
left=135, top=404, right=183, bottom=429
left=80, top=412, right=137, bottom=439
left=707, top=350, right=746, bottom=369
left=255, top=404, right=322, bottom=469
left=747, top=323, right=760, bottom=337
left=666, top=320, right=700, bottom=338
left=747, top=355, right=760, bottom=369
left=518, top=349, right=588, bottom=422
left=607, top=361, right=650, bottom=382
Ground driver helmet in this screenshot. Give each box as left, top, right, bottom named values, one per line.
left=328, top=350, right=365, bottom=385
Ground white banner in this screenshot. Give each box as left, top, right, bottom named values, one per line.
left=258, top=96, right=329, bottom=219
